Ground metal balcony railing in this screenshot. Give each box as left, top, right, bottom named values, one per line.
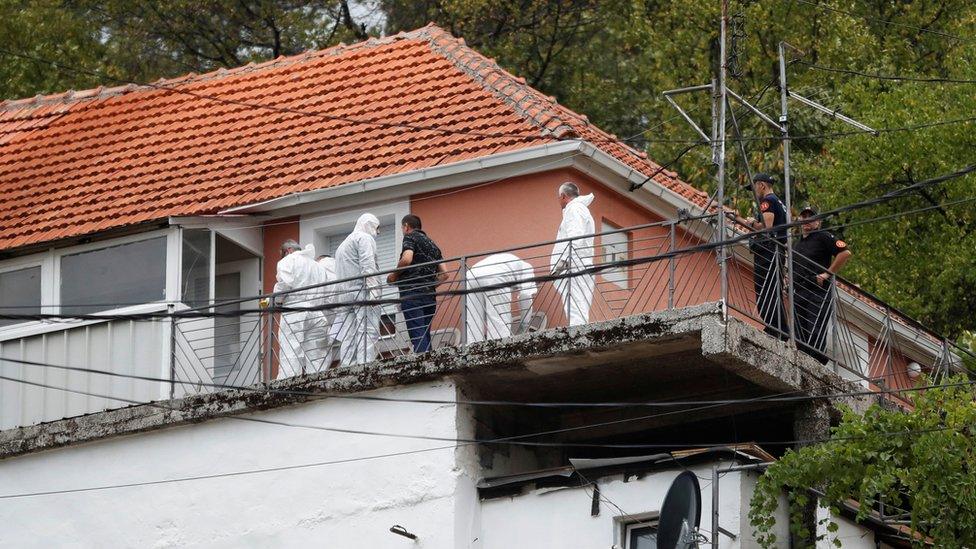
left=170, top=213, right=971, bottom=400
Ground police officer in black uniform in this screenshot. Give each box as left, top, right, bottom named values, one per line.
left=746, top=173, right=789, bottom=339
left=792, top=206, right=851, bottom=363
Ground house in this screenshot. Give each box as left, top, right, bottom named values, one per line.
left=0, top=25, right=956, bottom=546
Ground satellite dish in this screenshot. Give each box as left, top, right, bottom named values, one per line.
left=656, top=471, right=702, bottom=549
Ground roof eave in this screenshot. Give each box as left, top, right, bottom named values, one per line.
left=220, top=140, right=585, bottom=215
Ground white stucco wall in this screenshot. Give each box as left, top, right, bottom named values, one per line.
left=817, top=506, right=878, bottom=548
left=0, top=381, right=477, bottom=548
left=479, top=465, right=744, bottom=549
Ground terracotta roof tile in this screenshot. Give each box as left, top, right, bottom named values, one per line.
left=0, top=24, right=707, bottom=252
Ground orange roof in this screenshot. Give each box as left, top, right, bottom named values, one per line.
left=0, top=25, right=706, bottom=252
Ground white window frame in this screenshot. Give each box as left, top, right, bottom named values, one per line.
left=614, top=511, right=659, bottom=549
left=601, top=221, right=631, bottom=290
left=299, top=200, right=410, bottom=345
left=0, top=257, right=48, bottom=333
left=0, top=228, right=179, bottom=342
left=624, top=522, right=658, bottom=549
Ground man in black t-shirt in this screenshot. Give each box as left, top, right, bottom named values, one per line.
left=387, top=214, right=446, bottom=353
left=792, top=206, right=852, bottom=363
left=745, top=172, right=790, bottom=339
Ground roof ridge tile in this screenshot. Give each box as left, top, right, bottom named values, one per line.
left=420, top=27, right=577, bottom=140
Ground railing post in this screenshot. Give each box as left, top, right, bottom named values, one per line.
left=263, top=306, right=272, bottom=383
left=668, top=223, right=676, bottom=310
left=884, top=307, right=894, bottom=383
left=459, top=257, right=468, bottom=345
left=829, top=278, right=839, bottom=375
left=567, top=239, right=574, bottom=325
left=168, top=305, right=177, bottom=400
left=362, top=275, right=369, bottom=366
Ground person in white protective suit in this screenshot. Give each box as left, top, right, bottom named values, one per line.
left=316, top=254, right=339, bottom=368
left=465, top=253, right=538, bottom=343
left=334, top=213, right=382, bottom=367
left=273, top=240, right=330, bottom=379
left=550, top=182, right=595, bottom=326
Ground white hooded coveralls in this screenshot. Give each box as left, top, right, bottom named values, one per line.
left=465, top=253, right=538, bottom=342
left=550, top=193, right=595, bottom=326
left=334, top=213, right=382, bottom=366
left=274, top=244, right=330, bottom=379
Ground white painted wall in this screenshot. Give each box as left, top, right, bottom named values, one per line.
left=0, top=381, right=477, bottom=548
left=479, top=464, right=743, bottom=549
left=817, top=506, right=878, bottom=548
left=0, top=378, right=879, bottom=549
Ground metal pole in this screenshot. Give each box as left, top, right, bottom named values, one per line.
left=169, top=306, right=177, bottom=400
left=567, top=239, right=574, bottom=325
left=778, top=42, right=796, bottom=347
left=830, top=280, right=839, bottom=375
left=459, top=257, right=468, bottom=345
left=716, top=0, right=729, bottom=318
left=668, top=223, right=676, bottom=310
left=711, top=463, right=720, bottom=549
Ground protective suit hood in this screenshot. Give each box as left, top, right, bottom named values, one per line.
left=353, top=213, right=380, bottom=237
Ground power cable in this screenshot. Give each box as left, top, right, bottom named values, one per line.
left=0, top=162, right=970, bottom=323
left=788, top=0, right=974, bottom=43
left=0, top=45, right=683, bottom=149
left=1, top=351, right=961, bottom=410
left=0, top=413, right=967, bottom=500
left=796, top=60, right=976, bottom=84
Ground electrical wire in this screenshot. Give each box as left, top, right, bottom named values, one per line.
left=0, top=45, right=681, bottom=149
left=796, top=60, right=976, bottom=84
left=0, top=162, right=969, bottom=323
left=0, top=410, right=967, bottom=500
left=787, top=0, right=974, bottom=43
left=2, top=351, right=964, bottom=410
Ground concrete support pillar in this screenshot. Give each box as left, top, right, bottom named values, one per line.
left=792, top=401, right=831, bottom=545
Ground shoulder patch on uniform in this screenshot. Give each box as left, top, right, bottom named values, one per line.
left=836, top=240, right=847, bottom=248
left=760, top=201, right=770, bottom=212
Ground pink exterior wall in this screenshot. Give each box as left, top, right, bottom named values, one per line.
left=411, top=168, right=722, bottom=328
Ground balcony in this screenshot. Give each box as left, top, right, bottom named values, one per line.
left=0, top=214, right=969, bottom=431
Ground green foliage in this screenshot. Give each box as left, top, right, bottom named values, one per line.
left=749, top=376, right=976, bottom=547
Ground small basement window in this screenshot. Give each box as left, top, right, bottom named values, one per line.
left=60, top=236, right=167, bottom=315
left=0, top=266, right=41, bottom=327
left=625, top=521, right=658, bottom=549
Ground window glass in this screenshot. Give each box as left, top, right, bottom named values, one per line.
left=627, top=524, right=657, bottom=549
left=61, top=237, right=167, bottom=315
left=601, top=222, right=630, bottom=289
left=0, top=266, right=41, bottom=327
left=182, top=229, right=211, bottom=306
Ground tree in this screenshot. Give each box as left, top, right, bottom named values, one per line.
left=749, top=376, right=976, bottom=547
left=82, top=0, right=379, bottom=82
left=0, top=0, right=108, bottom=99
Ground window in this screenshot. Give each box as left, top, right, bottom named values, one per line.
left=60, top=237, right=167, bottom=314
left=625, top=522, right=658, bottom=549
left=181, top=229, right=212, bottom=306
left=601, top=222, right=630, bottom=289
left=0, top=266, right=41, bottom=327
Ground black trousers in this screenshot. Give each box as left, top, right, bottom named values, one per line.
left=752, top=240, right=789, bottom=340
left=794, top=282, right=833, bottom=364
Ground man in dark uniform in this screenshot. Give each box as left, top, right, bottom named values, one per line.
left=745, top=173, right=789, bottom=339
left=792, top=206, right=851, bottom=363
